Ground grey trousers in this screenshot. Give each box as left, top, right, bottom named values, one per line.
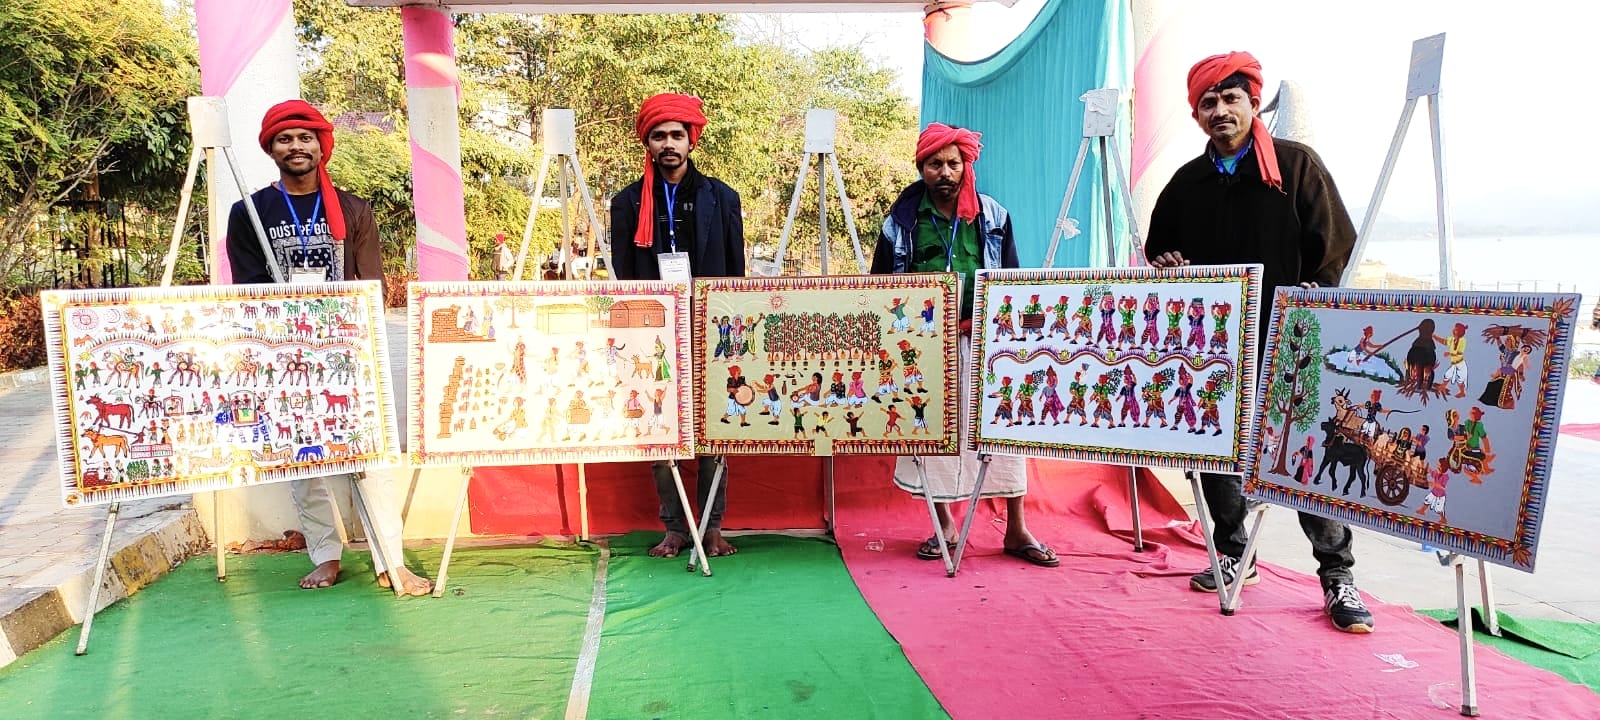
left=1200, top=472, right=1355, bottom=588
left=652, top=455, right=728, bottom=537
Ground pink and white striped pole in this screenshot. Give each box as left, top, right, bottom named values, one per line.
left=193, top=0, right=301, bottom=283
left=401, top=8, right=469, bottom=282
left=1130, top=0, right=1202, bottom=237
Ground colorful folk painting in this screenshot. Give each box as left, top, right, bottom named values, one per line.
left=408, top=281, right=694, bottom=466
left=692, top=274, right=960, bottom=456
left=1244, top=288, right=1580, bottom=572
left=969, top=266, right=1263, bottom=472
left=41, top=281, right=399, bottom=507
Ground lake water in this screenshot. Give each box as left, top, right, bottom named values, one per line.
left=1358, top=234, right=1597, bottom=296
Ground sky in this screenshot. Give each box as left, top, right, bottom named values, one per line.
left=741, top=0, right=1600, bottom=233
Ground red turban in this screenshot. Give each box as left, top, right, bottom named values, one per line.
left=1186, top=52, right=1282, bottom=192
left=914, top=123, right=983, bottom=223
left=632, top=93, right=708, bottom=248
left=258, top=99, right=347, bottom=241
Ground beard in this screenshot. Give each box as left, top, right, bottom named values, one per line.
left=929, top=181, right=959, bottom=201
left=276, top=155, right=317, bottom=177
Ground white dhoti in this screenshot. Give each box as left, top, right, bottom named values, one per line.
left=292, top=473, right=407, bottom=573
left=1443, top=361, right=1468, bottom=386
left=892, top=340, right=1027, bottom=501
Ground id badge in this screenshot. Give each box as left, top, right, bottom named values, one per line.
left=658, top=252, right=692, bottom=283
left=291, top=265, right=327, bottom=285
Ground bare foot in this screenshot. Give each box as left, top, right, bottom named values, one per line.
left=377, top=566, right=434, bottom=597
left=299, top=560, right=340, bottom=589
left=705, top=530, right=738, bottom=557
left=649, top=533, right=689, bottom=558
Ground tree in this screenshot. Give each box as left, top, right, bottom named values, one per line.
left=0, top=0, right=197, bottom=287
left=495, top=295, right=535, bottom=329
left=1265, top=307, right=1323, bottom=476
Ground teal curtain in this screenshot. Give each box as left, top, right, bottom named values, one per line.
left=922, top=0, right=1133, bottom=269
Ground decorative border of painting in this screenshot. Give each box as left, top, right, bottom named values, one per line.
left=1243, top=288, right=1579, bottom=572
left=968, top=265, right=1263, bottom=473
left=692, top=273, right=961, bottom=456
left=407, top=280, right=694, bottom=466
left=42, top=281, right=400, bottom=507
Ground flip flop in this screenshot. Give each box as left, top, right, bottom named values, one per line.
left=916, top=536, right=946, bottom=561
left=1004, top=543, right=1060, bottom=567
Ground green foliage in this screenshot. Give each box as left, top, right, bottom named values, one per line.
left=1571, top=350, right=1600, bottom=379
left=0, top=0, right=198, bottom=287
left=1265, top=308, right=1323, bottom=434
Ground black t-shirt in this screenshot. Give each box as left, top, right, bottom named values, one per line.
left=227, top=186, right=344, bottom=282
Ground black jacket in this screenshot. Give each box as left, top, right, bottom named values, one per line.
left=1146, top=138, right=1356, bottom=301
left=609, top=169, right=745, bottom=280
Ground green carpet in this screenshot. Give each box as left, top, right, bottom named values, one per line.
left=0, top=545, right=595, bottom=719
left=0, top=535, right=947, bottom=720
left=587, top=533, right=948, bottom=720
left=1420, top=607, right=1600, bottom=694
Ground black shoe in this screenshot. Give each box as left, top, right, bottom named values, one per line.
left=1324, top=583, right=1375, bottom=634
left=1189, top=555, right=1259, bottom=593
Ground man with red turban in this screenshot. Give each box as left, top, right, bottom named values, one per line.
left=609, top=93, right=745, bottom=560
left=226, top=99, right=430, bottom=596
left=870, top=123, right=1057, bottom=569
left=1146, top=52, right=1369, bottom=633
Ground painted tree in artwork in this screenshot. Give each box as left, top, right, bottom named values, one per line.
left=1265, top=308, right=1323, bottom=476
left=495, top=296, right=535, bottom=329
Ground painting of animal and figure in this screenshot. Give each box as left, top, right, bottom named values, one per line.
left=1244, top=288, right=1580, bottom=572
left=407, top=281, right=694, bottom=466
left=968, top=266, right=1263, bottom=473
left=692, top=274, right=960, bottom=456
left=42, top=282, right=399, bottom=507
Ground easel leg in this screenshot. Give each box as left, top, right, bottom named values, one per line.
left=912, top=457, right=955, bottom=576
left=1476, top=560, right=1500, bottom=636
left=433, top=466, right=473, bottom=599
left=213, top=492, right=226, bottom=582
left=950, top=455, right=992, bottom=576
left=1127, top=466, right=1145, bottom=552
left=686, top=457, right=726, bottom=574
left=1221, top=504, right=1269, bottom=613
left=824, top=457, right=836, bottom=536
left=350, top=477, right=405, bottom=599
left=1454, top=555, right=1481, bottom=716
left=74, top=502, right=121, bottom=656
left=578, top=462, right=590, bottom=542
left=670, top=462, right=712, bottom=577
left=1188, top=472, right=1233, bottom=616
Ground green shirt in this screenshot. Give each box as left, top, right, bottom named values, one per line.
left=912, top=194, right=982, bottom=319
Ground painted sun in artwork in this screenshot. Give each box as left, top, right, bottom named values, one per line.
left=767, top=293, right=787, bottom=310
left=70, top=309, right=96, bottom=330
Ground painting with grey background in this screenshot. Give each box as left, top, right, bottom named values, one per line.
left=1244, top=288, right=1580, bottom=572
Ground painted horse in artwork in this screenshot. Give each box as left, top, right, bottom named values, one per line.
left=106, top=349, right=146, bottom=388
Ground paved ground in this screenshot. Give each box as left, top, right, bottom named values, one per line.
left=3, top=312, right=1597, bottom=667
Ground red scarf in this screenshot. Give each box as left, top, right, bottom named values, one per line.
left=633, top=94, right=707, bottom=248
left=914, top=123, right=983, bottom=223
left=257, top=99, right=346, bottom=241
left=1186, top=52, right=1282, bottom=192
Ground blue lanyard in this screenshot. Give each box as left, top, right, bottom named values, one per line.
left=931, top=214, right=959, bottom=271
left=662, top=181, right=679, bottom=253
left=277, top=183, right=322, bottom=264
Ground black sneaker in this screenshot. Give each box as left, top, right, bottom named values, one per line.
left=1324, top=583, right=1375, bottom=633
left=1189, top=555, right=1260, bottom=593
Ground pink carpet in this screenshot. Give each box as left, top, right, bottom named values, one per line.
left=835, top=459, right=1600, bottom=719
left=1559, top=423, right=1600, bottom=443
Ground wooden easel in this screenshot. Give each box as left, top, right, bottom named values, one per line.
left=76, top=97, right=407, bottom=655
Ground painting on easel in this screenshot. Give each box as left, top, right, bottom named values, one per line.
left=41, top=281, right=400, bottom=507
left=691, top=274, right=961, bottom=456
left=407, top=281, right=694, bottom=466
left=1244, top=288, right=1580, bottom=572
left=968, top=265, right=1263, bottom=473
